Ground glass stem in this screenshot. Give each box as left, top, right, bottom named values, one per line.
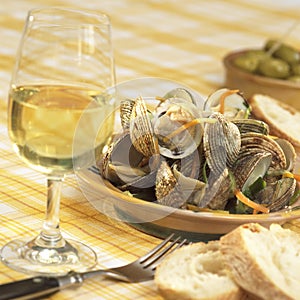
left=36, top=176, right=66, bottom=248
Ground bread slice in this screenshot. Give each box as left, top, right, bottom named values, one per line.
left=155, top=241, right=248, bottom=300
left=248, top=94, right=300, bottom=148
left=220, top=223, right=300, bottom=300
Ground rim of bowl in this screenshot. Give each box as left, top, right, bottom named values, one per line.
left=223, top=49, right=300, bottom=89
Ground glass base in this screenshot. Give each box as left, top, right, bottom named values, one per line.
left=0, top=238, right=97, bottom=276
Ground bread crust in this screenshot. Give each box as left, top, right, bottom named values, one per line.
left=248, top=94, right=300, bottom=148
left=220, top=223, right=297, bottom=300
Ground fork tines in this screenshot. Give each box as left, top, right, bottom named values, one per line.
left=141, top=234, right=188, bottom=269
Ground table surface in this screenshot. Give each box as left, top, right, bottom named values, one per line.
left=1, top=0, right=300, bottom=299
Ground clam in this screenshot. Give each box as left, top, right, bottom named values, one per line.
left=259, top=177, right=296, bottom=212
left=240, top=132, right=287, bottom=170
left=232, top=119, right=269, bottom=135
left=203, top=113, right=241, bottom=174
left=120, top=98, right=135, bottom=131
left=231, top=152, right=272, bottom=191
left=99, top=133, right=157, bottom=200
left=162, top=88, right=196, bottom=104
left=172, top=163, right=206, bottom=205
left=153, top=100, right=203, bottom=159
left=275, top=138, right=296, bottom=172
left=196, top=168, right=231, bottom=210
left=155, top=161, right=186, bottom=208
left=203, top=88, right=250, bottom=119
left=130, top=96, right=160, bottom=157
left=180, top=145, right=205, bottom=180
left=118, top=168, right=157, bottom=201
left=99, top=133, right=147, bottom=185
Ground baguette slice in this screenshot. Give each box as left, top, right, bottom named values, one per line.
left=155, top=241, right=248, bottom=300
left=248, top=94, right=300, bottom=148
left=220, top=223, right=300, bottom=300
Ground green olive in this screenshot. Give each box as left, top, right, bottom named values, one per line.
left=291, top=63, right=300, bottom=75
left=257, top=57, right=290, bottom=79
left=264, top=39, right=277, bottom=51
left=233, top=50, right=268, bottom=73
left=288, top=75, right=300, bottom=83
left=274, top=45, right=300, bottom=65
left=264, top=39, right=300, bottom=65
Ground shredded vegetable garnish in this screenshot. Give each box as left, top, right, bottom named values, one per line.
left=165, top=118, right=216, bottom=141
left=155, top=96, right=166, bottom=103
left=234, top=189, right=270, bottom=214
left=219, top=89, right=239, bottom=114
left=282, top=171, right=300, bottom=181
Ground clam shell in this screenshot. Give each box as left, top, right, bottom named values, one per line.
left=163, top=88, right=195, bottom=104
left=240, top=132, right=287, bottom=170
left=275, top=138, right=296, bottom=172
left=153, top=101, right=203, bottom=159
left=203, top=88, right=250, bottom=119
left=267, top=177, right=296, bottom=212
left=120, top=98, right=135, bottom=131
left=118, top=168, right=157, bottom=201
left=172, top=164, right=206, bottom=205
left=232, top=152, right=272, bottom=191
left=99, top=133, right=149, bottom=186
left=232, top=119, right=269, bottom=135
left=130, top=96, right=159, bottom=157
left=203, top=113, right=241, bottom=173
left=196, top=168, right=231, bottom=210
left=155, top=161, right=186, bottom=208
left=179, top=145, right=205, bottom=180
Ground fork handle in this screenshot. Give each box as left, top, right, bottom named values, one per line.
left=0, top=273, right=83, bottom=300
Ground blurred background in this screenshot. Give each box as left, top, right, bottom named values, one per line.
left=1, top=0, right=300, bottom=105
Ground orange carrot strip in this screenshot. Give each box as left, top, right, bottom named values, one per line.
left=234, top=189, right=270, bottom=214
left=291, top=173, right=300, bottom=181
left=165, top=118, right=216, bottom=141
left=282, top=171, right=300, bottom=181
left=219, top=89, right=239, bottom=114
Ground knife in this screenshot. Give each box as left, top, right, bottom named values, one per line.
left=0, top=269, right=128, bottom=300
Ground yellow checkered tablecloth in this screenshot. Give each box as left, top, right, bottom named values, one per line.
left=1, top=0, right=300, bottom=299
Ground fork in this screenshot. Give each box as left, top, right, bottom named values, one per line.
left=0, top=234, right=187, bottom=300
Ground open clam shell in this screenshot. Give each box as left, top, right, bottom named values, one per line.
left=232, top=119, right=269, bottom=135
left=99, top=133, right=146, bottom=185
left=203, top=113, right=241, bottom=173
left=153, top=100, right=203, bottom=159
left=162, top=88, right=196, bottom=104
left=259, top=177, right=297, bottom=212
left=203, top=88, right=250, bottom=119
left=240, top=132, right=287, bottom=170
left=130, top=96, right=159, bottom=157
left=120, top=98, right=135, bottom=131
left=155, top=161, right=186, bottom=208
left=196, top=168, right=231, bottom=210
left=232, top=151, right=272, bottom=191
left=275, top=138, right=297, bottom=172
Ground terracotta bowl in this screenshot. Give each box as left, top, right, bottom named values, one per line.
left=75, top=77, right=300, bottom=242
left=223, top=50, right=300, bottom=111
left=77, top=167, right=300, bottom=242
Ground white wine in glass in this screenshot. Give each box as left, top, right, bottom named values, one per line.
left=1, top=8, right=116, bottom=275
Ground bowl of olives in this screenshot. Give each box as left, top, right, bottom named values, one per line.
left=223, top=40, right=300, bottom=110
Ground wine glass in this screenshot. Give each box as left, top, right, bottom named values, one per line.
left=1, top=8, right=116, bottom=275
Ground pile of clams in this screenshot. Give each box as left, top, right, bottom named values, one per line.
left=98, top=88, right=299, bottom=214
